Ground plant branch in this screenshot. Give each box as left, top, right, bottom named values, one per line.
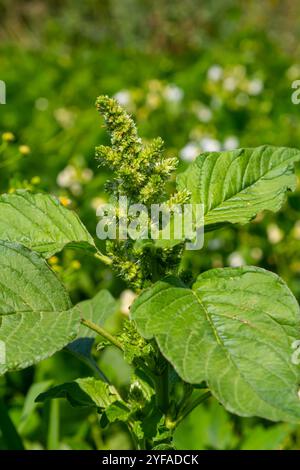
left=154, top=364, right=169, bottom=413
left=80, top=318, right=123, bottom=351
left=175, top=391, right=211, bottom=426
left=94, top=250, right=113, bottom=266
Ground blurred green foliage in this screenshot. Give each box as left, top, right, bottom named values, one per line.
left=0, top=0, right=300, bottom=450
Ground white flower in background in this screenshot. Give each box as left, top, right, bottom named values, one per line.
left=208, top=238, right=223, bottom=250
left=35, top=97, right=49, bottom=111
left=223, top=136, right=239, bottom=150
left=57, top=165, right=77, bottom=188
left=54, top=108, right=75, bottom=128
left=223, top=76, right=238, bottom=92
left=200, top=137, right=221, bottom=152
left=91, top=197, right=106, bottom=211
left=70, top=182, right=82, bottom=196
left=113, top=90, right=131, bottom=107
left=228, top=252, right=245, bottom=267
left=292, top=220, right=300, bottom=240
left=180, top=142, right=199, bottom=162
left=82, top=168, right=93, bottom=182
left=267, top=223, right=284, bottom=244
left=197, top=106, right=212, bottom=123
left=164, top=84, right=184, bottom=103
left=250, top=247, right=263, bottom=261
left=207, top=65, right=223, bottom=82
left=120, top=289, right=137, bottom=315
left=247, top=78, right=263, bottom=96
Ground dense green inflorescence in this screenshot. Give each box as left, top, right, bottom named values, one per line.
left=95, top=95, right=188, bottom=288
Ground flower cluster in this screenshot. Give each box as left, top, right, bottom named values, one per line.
left=96, top=95, right=177, bottom=204
left=95, top=96, right=187, bottom=288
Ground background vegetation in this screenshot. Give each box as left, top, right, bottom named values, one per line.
left=1, top=0, right=300, bottom=450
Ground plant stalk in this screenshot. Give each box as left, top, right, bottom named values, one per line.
left=94, top=251, right=113, bottom=266
left=154, top=365, right=169, bottom=414
left=176, top=391, right=211, bottom=426
left=80, top=318, right=123, bottom=351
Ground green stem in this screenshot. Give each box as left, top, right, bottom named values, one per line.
left=94, top=250, right=112, bottom=266
left=80, top=318, right=123, bottom=351
left=154, top=365, right=169, bottom=413
left=176, top=391, right=211, bottom=427
left=47, top=400, right=60, bottom=450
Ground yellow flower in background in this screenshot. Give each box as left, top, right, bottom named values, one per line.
left=19, top=145, right=31, bottom=155
left=292, top=221, right=300, bottom=240
left=70, top=260, right=81, bottom=270
left=59, top=196, right=71, bottom=207
left=2, top=132, right=15, bottom=142
left=49, top=256, right=59, bottom=265
left=31, top=176, right=41, bottom=185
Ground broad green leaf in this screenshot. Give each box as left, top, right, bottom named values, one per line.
left=74, top=290, right=118, bottom=338
left=0, top=190, right=95, bottom=258
left=36, top=377, right=120, bottom=410
left=103, top=401, right=131, bottom=424
left=0, top=241, right=79, bottom=375
left=177, top=146, right=300, bottom=228
left=131, top=267, right=300, bottom=422
left=67, top=290, right=118, bottom=382
left=67, top=338, right=108, bottom=382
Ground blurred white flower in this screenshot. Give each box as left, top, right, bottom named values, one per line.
left=197, top=106, right=212, bottom=123
left=91, top=197, right=106, bottom=211
left=164, top=84, right=184, bottom=103
left=223, top=136, right=239, bottom=150
left=200, top=137, right=221, bottom=152
left=35, top=97, right=49, bottom=111
left=70, top=182, right=82, bottom=196
left=57, top=165, right=77, bottom=188
left=54, top=108, right=75, bottom=128
left=207, top=65, right=223, bottom=82
left=223, top=76, right=237, bottom=92
left=267, top=224, right=283, bottom=244
left=120, top=289, right=137, bottom=315
left=247, top=78, right=263, bottom=95
left=228, top=252, right=245, bottom=267
left=82, top=168, right=93, bottom=182
left=180, top=142, right=199, bottom=162
left=114, top=90, right=131, bottom=107
left=250, top=247, right=263, bottom=261
left=208, top=238, right=223, bottom=250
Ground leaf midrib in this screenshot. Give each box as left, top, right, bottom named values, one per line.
left=205, top=151, right=295, bottom=215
